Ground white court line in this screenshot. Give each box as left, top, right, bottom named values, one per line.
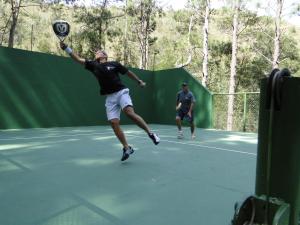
left=126, top=134, right=257, bottom=157
left=0, top=128, right=149, bottom=141
left=152, top=134, right=225, bottom=144
left=0, top=129, right=257, bottom=156
left=0, top=131, right=115, bottom=141
left=0, top=127, right=152, bottom=141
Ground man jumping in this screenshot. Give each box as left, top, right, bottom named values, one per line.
left=60, top=42, right=160, bottom=161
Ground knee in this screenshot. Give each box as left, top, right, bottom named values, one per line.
left=176, top=117, right=181, bottom=122
left=124, top=107, right=136, bottom=118
left=109, top=119, right=120, bottom=128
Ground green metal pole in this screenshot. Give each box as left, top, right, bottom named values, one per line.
left=211, top=94, right=214, bottom=129
left=243, top=93, right=247, bottom=132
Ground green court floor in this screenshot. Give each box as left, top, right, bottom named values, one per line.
left=0, top=125, right=257, bottom=225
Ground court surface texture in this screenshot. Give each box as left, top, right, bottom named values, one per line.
left=0, top=124, right=257, bottom=225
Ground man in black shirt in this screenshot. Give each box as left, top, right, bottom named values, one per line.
left=60, top=42, right=160, bottom=161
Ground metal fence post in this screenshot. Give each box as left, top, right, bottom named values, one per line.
left=243, top=93, right=247, bottom=132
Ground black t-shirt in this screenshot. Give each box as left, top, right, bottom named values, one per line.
left=85, top=60, right=128, bottom=95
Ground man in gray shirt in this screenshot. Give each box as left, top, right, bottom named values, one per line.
left=176, top=82, right=196, bottom=139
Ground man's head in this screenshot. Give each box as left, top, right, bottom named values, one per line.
left=95, top=49, right=108, bottom=62
left=182, top=82, right=189, bottom=92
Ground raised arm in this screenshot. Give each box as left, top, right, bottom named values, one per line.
left=126, top=70, right=146, bottom=87
left=60, top=42, right=85, bottom=65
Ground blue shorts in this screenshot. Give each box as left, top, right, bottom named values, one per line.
left=176, top=110, right=194, bottom=123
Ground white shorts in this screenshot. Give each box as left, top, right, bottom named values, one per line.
left=105, top=88, right=133, bottom=121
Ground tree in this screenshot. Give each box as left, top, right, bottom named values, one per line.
left=174, top=10, right=195, bottom=68
left=227, top=0, right=240, bottom=131
left=73, top=0, right=125, bottom=57
left=128, top=0, right=162, bottom=69
left=251, top=0, right=297, bottom=70
left=1, top=0, right=41, bottom=48
left=123, top=0, right=129, bottom=64
left=201, top=0, right=211, bottom=87
left=272, top=0, right=283, bottom=69
left=0, top=1, right=11, bottom=46
left=8, top=0, right=23, bottom=47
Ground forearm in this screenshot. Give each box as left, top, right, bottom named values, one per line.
left=176, top=102, right=182, bottom=110
left=127, top=70, right=142, bottom=84
left=189, top=103, right=194, bottom=112
left=61, top=43, right=85, bottom=65
left=69, top=52, right=85, bottom=65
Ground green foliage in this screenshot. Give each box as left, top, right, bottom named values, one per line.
left=73, top=6, right=124, bottom=58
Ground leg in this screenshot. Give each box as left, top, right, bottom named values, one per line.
left=120, top=89, right=159, bottom=145
left=123, top=106, right=151, bottom=135
left=176, top=114, right=184, bottom=139
left=123, top=106, right=160, bottom=145
left=191, top=122, right=195, bottom=135
left=189, top=112, right=195, bottom=139
left=109, top=118, right=129, bottom=149
left=176, top=116, right=182, bottom=131
left=106, top=91, right=135, bottom=161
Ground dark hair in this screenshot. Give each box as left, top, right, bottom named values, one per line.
left=182, top=82, right=188, bottom=86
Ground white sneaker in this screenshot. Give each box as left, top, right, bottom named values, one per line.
left=191, top=134, right=196, bottom=140
left=177, top=130, right=184, bottom=139
left=149, top=132, right=160, bottom=145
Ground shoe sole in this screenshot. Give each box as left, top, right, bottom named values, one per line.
left=121, top=155, right=129, bottom=161
left=121, top=150, right=134, bottom=161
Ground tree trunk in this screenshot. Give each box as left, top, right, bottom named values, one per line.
left=8, top=0, right=22, bottom=48
left=99, top=0, right=108, bottom=49
left=139, top=2, right=146, bottom=69
left=202, top=0, right=210, bottom=87
left=272, top=0, right=283, bottom=69
left=175, top=14, right=194, bottom=68
left=145, top=10, right=150, bottom=70
left=227, top=0, right=240, bottom=131
left=139, top=1, right=151, bottom=70
left=145, top=33, right=149, bottom=69
left=0, top=14, right=12, bottom=46
left=133, top=0, right=156, bottom=69
left=123, top=0, right=128, bottom=64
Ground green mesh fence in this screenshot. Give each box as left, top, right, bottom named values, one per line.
left=212, top=92, right=260, bottom=132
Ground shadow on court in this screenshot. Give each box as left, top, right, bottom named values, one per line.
left=0, top=125, right=257, bottom=225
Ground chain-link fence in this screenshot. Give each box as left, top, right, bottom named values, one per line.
left=212, top=92, right=260, bottom=132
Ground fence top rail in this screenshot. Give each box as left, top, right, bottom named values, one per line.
left=212, top=92, right=260, bottom=95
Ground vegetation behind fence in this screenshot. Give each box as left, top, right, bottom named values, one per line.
left=212, top=92, right=260, bottom=132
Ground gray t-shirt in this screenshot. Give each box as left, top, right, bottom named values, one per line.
left=176, top=90, right=196, bottom=113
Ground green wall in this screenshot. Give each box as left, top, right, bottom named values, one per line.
left=0, top=47, right=211, bottom=129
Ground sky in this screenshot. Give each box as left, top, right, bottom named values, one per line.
left=159, top=0, right=186, bottom=9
